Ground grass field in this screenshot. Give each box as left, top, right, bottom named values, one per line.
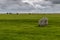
left=0, top=14, right=60, bottom=40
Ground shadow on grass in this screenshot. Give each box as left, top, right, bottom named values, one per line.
left=0, top=19, right=38, bottom=23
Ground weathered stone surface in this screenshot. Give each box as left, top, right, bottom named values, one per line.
left=38, top=17, right=48, bottom=27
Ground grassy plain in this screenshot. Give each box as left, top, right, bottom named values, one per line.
left=0, top=14, right=60, bottom=40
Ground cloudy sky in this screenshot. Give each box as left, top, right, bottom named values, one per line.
left=50, top=0, right=60, bottom=4
left=0, top=0, right=60, bottom=13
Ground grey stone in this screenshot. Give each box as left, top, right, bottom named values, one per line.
left=38, top=17, right=48, bottom=26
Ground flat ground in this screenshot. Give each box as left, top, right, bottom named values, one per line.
left=0, top=14, right=60, bottom=40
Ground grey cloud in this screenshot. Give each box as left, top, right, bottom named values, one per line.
left=0, top=0, right=60, bottom=13
left=0, top=0, right=60, bottom=10
left=0, top=0, right=35, bottom=10
left=50, top=0, right=60, bottom=4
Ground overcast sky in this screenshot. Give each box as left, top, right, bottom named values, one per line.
left=0, top=0, right=60, bottom=13
left=51, top=0, right=60, bottom=4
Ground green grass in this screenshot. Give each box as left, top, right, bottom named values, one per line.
left=0, top=14, right=60, bottom=40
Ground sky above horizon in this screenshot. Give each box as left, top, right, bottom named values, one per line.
left=0, top=0, right=60, bottom=13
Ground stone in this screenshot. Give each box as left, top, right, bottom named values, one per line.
left=38, top=17, right=48, bottom=27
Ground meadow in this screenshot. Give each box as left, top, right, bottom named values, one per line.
left=0, top=14, right=60, bottom=40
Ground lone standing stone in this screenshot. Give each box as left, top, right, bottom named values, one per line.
left=38, top=17, right=48, bottom=27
